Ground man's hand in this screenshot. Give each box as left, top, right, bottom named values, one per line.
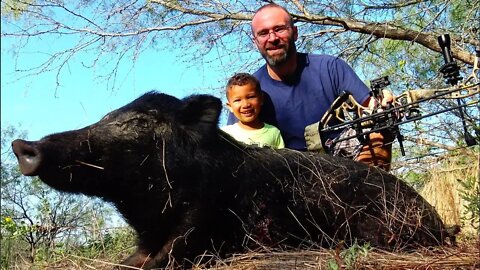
left=365, top=89, right=395, bottom=109
left=357, top=90, right=396, bottom=171
left=355, top=132, right=393, bottom=171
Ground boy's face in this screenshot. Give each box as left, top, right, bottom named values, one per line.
left=226, top=84, right=263, bottom=125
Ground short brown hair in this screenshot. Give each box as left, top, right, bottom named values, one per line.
left=226, top=73, right=261, bottom=96
left=252, top=3, right=294, bottom=33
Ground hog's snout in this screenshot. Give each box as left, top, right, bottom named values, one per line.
left=12, top=139, right=42, bottom=176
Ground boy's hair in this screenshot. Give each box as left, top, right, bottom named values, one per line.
left=226, top=73, right=261, bottom=96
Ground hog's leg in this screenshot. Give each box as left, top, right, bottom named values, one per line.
left=139, top=236, right=189, bottom=269
left=138, top=208, right=208, bottom=269
left=113, top=247, right=153, bottom=269
left=113, top=240, right=179, bottom=270
left=115, top=207, right=205, bottom=269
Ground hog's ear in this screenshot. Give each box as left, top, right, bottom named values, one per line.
left=177, top=95, right=222, bottom=134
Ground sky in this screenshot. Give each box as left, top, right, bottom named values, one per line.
left=0, top=19, right=247, bottom=228
left=1, top=34, right=234, bottom=142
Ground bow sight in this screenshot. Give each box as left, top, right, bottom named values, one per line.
left=319, top=34, right=479, bottom=156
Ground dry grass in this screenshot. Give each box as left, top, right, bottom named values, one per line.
left=10, top=240, right=479, bottom=270
left=420, top=155, right=479, bottom=235
left=203, top=244, right=479, bottom=270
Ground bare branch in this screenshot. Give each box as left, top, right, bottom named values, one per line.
left=363, top=0, right=425, bottom=10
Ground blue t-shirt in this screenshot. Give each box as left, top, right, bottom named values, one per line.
left=228, top=53, right=371, bottom=151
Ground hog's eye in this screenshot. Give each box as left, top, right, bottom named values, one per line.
left=126, top=117, right=151, bottom=129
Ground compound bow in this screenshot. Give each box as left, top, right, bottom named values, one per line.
left=318, top=34, right=479, bottom=157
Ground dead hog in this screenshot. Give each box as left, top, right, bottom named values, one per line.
left=12, top=91, right=448, bottom=269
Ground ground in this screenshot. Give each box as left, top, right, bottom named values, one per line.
left=14, top=237, right=479, bottom=270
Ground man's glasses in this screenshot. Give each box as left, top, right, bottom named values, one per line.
left=254, top=25, right=291, bottom=41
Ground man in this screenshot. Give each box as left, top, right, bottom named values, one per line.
left=228, top=3, right=393, bottom=170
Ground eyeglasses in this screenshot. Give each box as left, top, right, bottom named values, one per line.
left=254, top=25, right=291, bottom=41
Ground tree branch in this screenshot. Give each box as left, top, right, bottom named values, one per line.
left=292, top=15, right=476, bottom=65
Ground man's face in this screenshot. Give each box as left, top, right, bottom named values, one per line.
left=251, top=7, right=298, bottom=67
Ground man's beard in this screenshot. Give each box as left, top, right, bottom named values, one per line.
left=262, top=40, right=296, bottom=67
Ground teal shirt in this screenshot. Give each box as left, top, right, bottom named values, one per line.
left=221, top=123, right=285, bottom=149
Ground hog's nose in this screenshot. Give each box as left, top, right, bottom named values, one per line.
left=11, top=139, right=42, bottom=176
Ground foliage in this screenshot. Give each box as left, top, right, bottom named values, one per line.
left=399, top=169, right=429, bottom=190
left=458, top=175, right=480, bottom=231
left=0, top=0, right=34, bottom=19
left=74, top=227, right=137, bottom=259
left=326, top=241, right=372, bottom=270
left=1, top=225, right=136, bottom=269
left=1, top=0, right=478, bottom=90
left=39, top=226, right=137, bottom=268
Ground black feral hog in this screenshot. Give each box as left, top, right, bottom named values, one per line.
left=12, top=91, right=448, bottom=269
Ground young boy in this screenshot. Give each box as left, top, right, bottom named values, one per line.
left=221, top=73, right=284, bottom=149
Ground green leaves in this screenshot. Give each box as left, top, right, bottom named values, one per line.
left=1, top=0, right=35, bottom=19
left=327, top=241, right=372, bottom=270
left=1, top=125, right=118, bottom=265
left=458, top=176, right=480, bottom=230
